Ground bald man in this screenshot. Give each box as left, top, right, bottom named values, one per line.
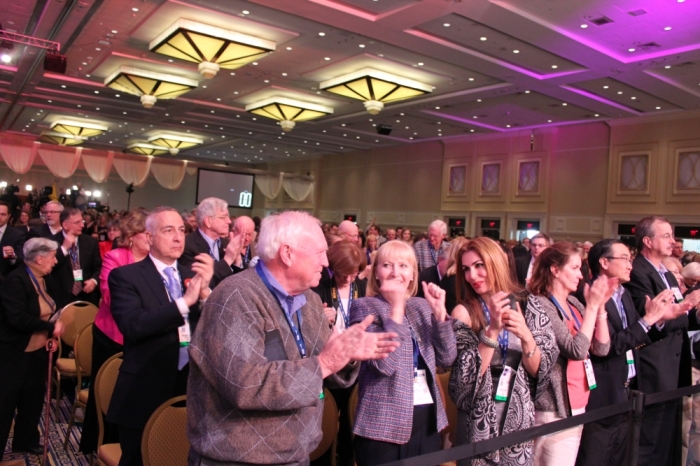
left=338, top=220, right=360, bottom=244
left=233, top=216, right=257, bottom=269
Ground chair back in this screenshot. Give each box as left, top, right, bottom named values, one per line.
left=94, top=352, right=123, bottom=448
left=437, top=371, right=458, bottom=445
left=142, top=395, right=189, bottom=466
left=58, top=301, right=98, bottom=349
left=309, top=388, right=339, bottom=461
left=73, top=324, right=94, bottom=386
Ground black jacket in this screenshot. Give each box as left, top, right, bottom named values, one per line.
left=0, top=225, right=26, bottom=283
left=180, top=230, right=242, bottom=288
left=50, top=232, right=102, bottom=308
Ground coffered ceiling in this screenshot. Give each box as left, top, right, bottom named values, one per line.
left=1, top=0, right=700, bottom=165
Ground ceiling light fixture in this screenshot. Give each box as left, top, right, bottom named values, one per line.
left=319, top=68, right=432, bottom=115
left=150, top=19, right=276, bottom=79
left=39, top=131, right=83, bottom=146
left=245, top=96, right=333, bottom=131
left=104, top=65, right=198, bottom=108
left=50, top=119, right=108, bottom=140
left=126, top=142, right=170, bottom=156
left=147, top=132, right=203, bottom=155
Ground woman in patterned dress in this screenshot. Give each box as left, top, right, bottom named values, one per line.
left=449, top=237, right=558, bottom=465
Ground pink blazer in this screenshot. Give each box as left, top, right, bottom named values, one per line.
left=95, top=247, right=133, bottom=345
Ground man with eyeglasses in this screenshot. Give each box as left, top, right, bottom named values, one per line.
left=413, top=219, right=449, bottom=272
left=576, top=239, right=688, bottom=466
left=181, top=197, right=246, bottom=289
left=338, top=220, right=360, bottom=245
left=232, top=215, right=257, bottom=267
left=624, top=216, right=700, bottom=466
left=29, top=200, right=63, bottom=239
left=49, top=207, right=102, bottom=308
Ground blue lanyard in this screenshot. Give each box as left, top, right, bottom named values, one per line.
left=479, top=297, right=509, bottom=362
left=26, top=266, right=56, bottom=313
left=412, top=337, right=421, bottom=373
left=242, top=246, right=251, bottom=267
left=429, top=244, right=439, bottom=266
left=255, top=262, right=306, bottom=358
left=332, top=281, right=355, bottom=328
left=549, top=296, right=581, bottom=331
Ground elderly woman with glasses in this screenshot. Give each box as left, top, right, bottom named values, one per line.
left=0, top=238, right=65, bottom=459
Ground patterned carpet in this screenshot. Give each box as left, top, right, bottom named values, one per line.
left=2, top=397, right=90, bottom=466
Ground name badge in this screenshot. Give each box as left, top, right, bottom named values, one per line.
left=73, top=269, right=84, bottom=281
left=584, top=358, right=597, bottom=390
left=413, top=369, right=434, bottom=405
left=672, top=287, right=684, bottom=303
left=495, top=366, right=515, bottom=401
left=178, top=315, right=191, bottom=347
left=626, top=350, right=634, bottom=365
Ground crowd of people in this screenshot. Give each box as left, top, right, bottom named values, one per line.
left=1, top=196, right=700, bottom=466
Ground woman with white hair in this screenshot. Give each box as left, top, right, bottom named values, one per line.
left=682, top=262, right=700, bottom=293
left=0, top=238, right=65, bottom=458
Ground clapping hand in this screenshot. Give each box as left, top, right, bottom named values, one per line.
left=323, top=303, right=337, bottom=326
left=192, top=253, right=215, bottom=293
left=421, top=282, right=447, bottom=322
left=223, top=231, right=244, bottom=267
left=584, top=276, right=618, bottom=309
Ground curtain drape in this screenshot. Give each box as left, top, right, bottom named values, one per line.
left=254, top=173, right=284, bottom=199
left=186, top=166, right=197, bottom=176
left=112, top=157, right=152, bottom=187
left=38, top=146, right=82, bottom=178
left=151, top=160, right=188, bottom=190
left=283, top=177, right=314, bottom=202
left=0, top=141, right=40, bottom=174
left=82, top=150, right=114, bottom=183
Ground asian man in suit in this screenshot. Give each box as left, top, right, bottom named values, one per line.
left=50, top=208, right=102, bottom=308
left=623, top=216, right=700, bottom=466
left=0, top=201, right=26, bottom=284
left=576, top=239, right=687, bottom=466
left=180, top=197, right=244, bottom=288
left=108, top=206, right=213, bottom=466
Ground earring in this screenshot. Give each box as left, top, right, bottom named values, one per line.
left=129, top=240, right=133, bottom=248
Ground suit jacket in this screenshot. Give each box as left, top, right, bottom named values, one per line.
left=416, top=265, right=440, bottom=298
left=0, top=225, right=26, bottom=283
left=515, top=254, right=532, bottom=287
left=107, top=256, right=198, bottom=429
left=28, top=223, right=56, bottom=239
left=588, top=291, right=659, bottom=411
left=181, top=230, right=242, bottom=288
left=623, top=255, right=698, bottom=391
left=50, top=232, right=102, bottom=308
left=0, top=266, right=59, bottom=352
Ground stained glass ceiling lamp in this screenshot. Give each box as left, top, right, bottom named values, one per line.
left=104, top=66, right=198, bottom=108
left=126, top=142, right=170, bottom=156
left=245, top=97, right=333, bottom=131
left=319, top=68, right=432, bottom=115
left=149, top=19, right=276, bottom=79
left=39, top=131, right=83, bottom=146
left=147, top=132, right=204, bottom=155
left=50, top=120, right=108, bottom=141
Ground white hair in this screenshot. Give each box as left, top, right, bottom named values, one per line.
left=145, top=206, right=179, bottom=234
left=196, top=197, right=228, bottom=226
left=24, top=237, right=58, bottom=263
left=429, top=219, right=447, bottom=236
left=682, top=262, right=700, bottom=280
left=45, top=200, right=64, bottom=212
left=257, top=211, right=321, bottom=262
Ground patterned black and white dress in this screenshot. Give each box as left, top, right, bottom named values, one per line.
left=449, top=294, right=559, bottom=466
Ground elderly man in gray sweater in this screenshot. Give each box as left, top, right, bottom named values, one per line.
left=187, top=211, right=400, bottom=466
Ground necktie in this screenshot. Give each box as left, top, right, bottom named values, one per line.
left=212, top=239, right=220, bottom=261
left=70, top=244, right=82, bottom=295
left=164, top=267, right=188, bottom=369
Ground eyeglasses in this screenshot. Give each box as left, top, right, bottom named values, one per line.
left=606, top=256, right=633, bottom=264
left=45, top=210, right=62, bottom=214
left=210, top=215, right=230, bottom=221
left=649, top=233, right=674, bottom=241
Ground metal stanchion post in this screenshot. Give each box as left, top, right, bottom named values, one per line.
left=626, top=390, right=645, bottom=466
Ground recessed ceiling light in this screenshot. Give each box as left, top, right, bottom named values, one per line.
left=678, top=0, right=685, bottom=3
left=513, top=50, right=520, bottom=53
left=603, top=85, right=609, bottom=89
left=468, top=77, right=475, bottom=81
left=132, top=7, right=138, bottom=12
left=665, top=65, right=672, bottom=69
left=551, top=65, right=558, bottom=69
left=359, top=44, right=365, bottom=48
left=580, top=24, right=588, bottom=28
left=628, top=48, right=636, bottom=52
left=547, top=119, right=552, bottom=123
left=617, top=91, right=623, bottom=94
left=94, top=90, right=99, bottom=94
left=95, top=47, right=101, bottom=51
left=216, top=98, right=221, bottom=101
left=435, top=106, right=440, bottom=109
left=264, top=79, right=269, bottom=83
left=631, top=96, right=637, bottom=100
left=242, top=10, right=250, bottom=14
left=443, top=23, right=450, bottom=27
left=562, top=103, right=567, bottom=106
left=324, top=57, right=330, bottom=61
left=286, top=46, right=292, bottom=51
left=319, top=32, right=326, bottom=36
left=60, top=84, right=66, bottom=88
left=594, top=114, right=600, bottom=117
left=664, top=26, right=672, bottom=31
left=656, top=106, right=662, bottom=109
left=476, top=99, right=482, bottom=102
left=470, top=129, right=475, bottom=132
left=111, top=30, right=118, bottom=34
left=473, top=116, right=477, bottom=119
left=480, top=37, right=487, bottom=41
left=524, top=90, right=530, bottom=94
left=230, top=72, right=236, bottom=76
left=506, top=125, right=511, bottom=128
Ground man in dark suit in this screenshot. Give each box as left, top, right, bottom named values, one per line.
left=180, top=197, right=244, bottom=289
left=416, top=244, right=451, bottom=298
left=0, top=201, right=26, bottom=284
left=28, top=200, right=63, bottom=239
left=50, top=208, right=102, bottom=308
left=577, top=239, right=687, bottom=466
left=623, top=216, right=700, bottom=466
left=515, top=232, right=550, bottom=287
left=108, top=206, right=213, bottom=466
